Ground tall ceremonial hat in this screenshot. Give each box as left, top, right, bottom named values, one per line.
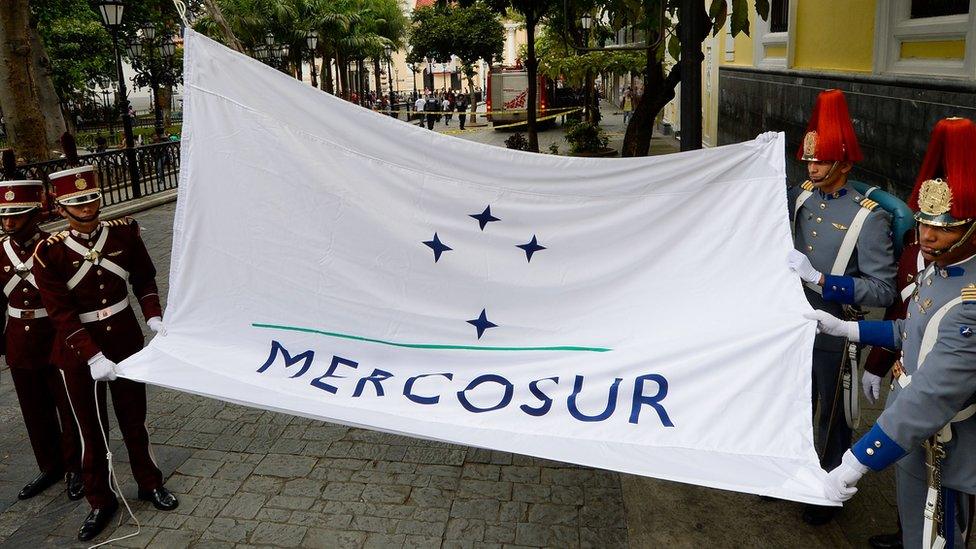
left=48, top=165, right=101, bottom=206
left=0, top=180, right=44, bottom=216
left=797, top=89, right=863, bottom=163
left=909, top=117, right=976, bottom=227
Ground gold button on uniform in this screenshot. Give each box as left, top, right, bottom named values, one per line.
left=874, top=441, right=882, bottom=448
left=811, top=231, right=818, bottom=237
left=24, top=325, right=30, bottom=332
left=96, top=269, right=103, bottom=276
left=99, top=284, right=104, bottom=289
left=101, top=298, right=107, bottom=304
left=819, top=203, right=826, bottom=210
left=106, top=326, right=112, bottom=332
left=816, top=217, right=823, bottom=223
left=22, top=287, right=27, bottom=293
left=806, top=245, right=813, bottom=251
left=866, top=448, right=875, bottom=456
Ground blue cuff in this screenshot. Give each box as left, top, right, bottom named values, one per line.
left=822, top=275, right=856, bottom=304
left=852, top=424, right=907, bottom=472
left=858, top=320, right=897, bottom=348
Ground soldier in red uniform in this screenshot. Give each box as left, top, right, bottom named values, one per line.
left=32, top=166, right=177, bottom=542
left=0, top=179, right=83, bottom=501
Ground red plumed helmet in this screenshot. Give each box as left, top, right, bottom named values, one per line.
left=796, top=89, right=863, bottom=163
left=909, top=117, right=976, bottom=226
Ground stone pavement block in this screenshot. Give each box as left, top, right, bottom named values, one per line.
left=461, top=464, right=500, bottom=481
left=350, top=469, right=398, bottom=485
left=412, top=507, right=450, bottom=523
left=429, top=475, right=462, bottom=491
left=363, top=533, right=406, bottom=548
left=403, top=534, right=442, bottom=548
left=101, top=525, right=161, bottom=548
left=240, top=475, right=284, bottom=495
left=178, top=457, right=224, bottom=478
left=580, top=526, right=627, bottom=548
left=165, top=473, right=200, bottom=493
left=450, top=499, right=500, bottom=521
left=394, top=473, right=431, bottom=488
left=351, top=515, right=400, bottom=534
left=361, top=484, right=411, bottom=504
left=579, top=504, right=626, bottom=529
left=407, top=487, right=454, bottom=509
left=301, top=527, right=366, bottom=548
left=201, top=517, right=259, bottom=543
left=464, top=449, right=512, bottom=465
left=192, top=496, right=230, bottom=518
left=282, top=478, right=325, bottom=498
left=457, top=479, right=511, bottom=500
left=403, top=447, right=467, bottom=465
left=191, top=477, right=244, bottom=498
left=550, top=524, right=580, bottom=548
left=498, top=502, right=528, bottom=523
left=512, top=483, right=550, bottom=503
left=445, top=518, right=485, bottom=541
left=218, top=493, right=266, bottom=520
left=513, top=523, right=548, bottom=547
left=483, top=523, right=516, bottom=544
left=370, top=461, right=418, bottom=474
left=321, top=482, right=366, bottom=501
left=267, top=495, right=316, bottom=511
left=289, top=511, right=353, bottom=528
left=256, top=507, right=292, bottom=522
left=540, top=467, right=592, bottom=486
left=415, top=464, right=462, bottom=478
left=527, top=503, right=579, bottom=525
left=147, top=527, right=200, bottom=548
left=498, top=466, right=540, bottom=484
left=269, top=437, right=307, bottom=454
left=178, top=515, right=213, bottom=532
left=550, top=485, right=583, bottom=505
left=250, top=522, right=308, bottom=546
left=214, top=462, right=256, bottom=481
left=395, top=519, right=447, bottom=536
left=363, top=503, right=417, bottom=520
left=254, top=454, right=317, bottom=478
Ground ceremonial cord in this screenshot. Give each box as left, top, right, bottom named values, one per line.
left=171, top=0, right=189, bottom=27
left=88, top=380, right=141, bottom=549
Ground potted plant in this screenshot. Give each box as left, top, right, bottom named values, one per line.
left=565, top=121, right=617, bottom=157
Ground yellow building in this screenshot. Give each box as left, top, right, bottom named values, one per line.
left=704, top=0, right=975, bottom=195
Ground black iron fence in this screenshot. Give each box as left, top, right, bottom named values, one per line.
left=13, top=141, right=180, bottom=213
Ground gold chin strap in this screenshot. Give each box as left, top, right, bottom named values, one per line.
left=922, top=220, right=976, bottom=257
left=810, top=161, right=841, bottom=188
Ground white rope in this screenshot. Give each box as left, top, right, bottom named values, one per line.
left=172, top=0, right=189, bottom=27
left=88, top=380, right=141, bottom=549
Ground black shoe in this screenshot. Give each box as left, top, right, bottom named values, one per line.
left=77, top=500, right=118, bottom=542
left=17, top=470, right=63, bottom=500
left=137, top=486, right=179, bottom=511
left=868, top=532, right=903, bottom=549
left=801, top=504, right=837, bottom=525
left=66, top=472, right=84, bottom=501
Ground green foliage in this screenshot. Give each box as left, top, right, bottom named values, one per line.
left=504, top=132, right=529, bottom=151
left=564, top=121, right=608, bottom=154
left=408, top=4, right=504, bottom=76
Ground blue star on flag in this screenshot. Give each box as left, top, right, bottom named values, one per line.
left=517, top=235, right=546, bottom=263
left=423, top=232, right=452, bottom=262
left=469, top=205, right=500, bottom=231
left=466, top=308, right=497, bottom=339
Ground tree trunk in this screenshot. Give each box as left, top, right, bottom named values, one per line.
left=159, top=86, right=173, bottom=128
left=29, top=25, right=67, bottom=143
left=373, top=57, right=383, bottom=104
left=202, top=0, right=244, bottom=52
left=524, top=13, right=539, bottom=152
left=466, top=73, right=476, bottom=124
left=0, top=0, right=52, bottom=161
left=321, top=51, right=335, bottom=94
left=621, top=55, right=679, bottom=157
left=336, top=50, right=348, bottom=98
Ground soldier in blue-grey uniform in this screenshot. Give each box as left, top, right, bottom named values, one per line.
left=810, top=117, right=976, bottom=548
left=785, top=89, right=897, bottom=525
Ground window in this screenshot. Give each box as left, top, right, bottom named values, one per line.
left=911, top=0, right=969, bottom=18
left=770, top=0, right=790, bottom=32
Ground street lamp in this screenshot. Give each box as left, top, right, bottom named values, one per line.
left=306, top=31, right=318, bottom=87
left=265, top=32, right=275, bottom=47
left=97, top=0, right=142, bottom=198
left=580, top=13, right=595, bottom=122
left=580, top=13, right=593, bottom=30
left=384, top=45, right=394, bottom=115
left=160, top=39, right=176, bottom=58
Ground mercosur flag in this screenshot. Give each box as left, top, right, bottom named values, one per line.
left=120, top=29, right=829, bottom=504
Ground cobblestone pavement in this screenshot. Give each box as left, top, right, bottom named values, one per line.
left=0, top=115, right=903, bottom=548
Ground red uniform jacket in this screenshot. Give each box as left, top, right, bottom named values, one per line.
left=0, top=231, right=56, bottom=369
left=863, top=241, right=925, bottom=377
left=32, top=218, right=161, bottom=369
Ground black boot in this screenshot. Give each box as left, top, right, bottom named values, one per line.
left=65, top=472, right=84, bottom=501
left=868, top=532, right=903, bottom=549
left=138, top=486, right=179, bottom=511
left=801, top=504, right=837, bottom=526
left=77, top=500, right=118, bottom=542
left=17, top=470, right=63, bottom=500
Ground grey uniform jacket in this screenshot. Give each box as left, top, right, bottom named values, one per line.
left=788, top=181, right=897, bottom=351
left=873, top=255, right=976, bottom=492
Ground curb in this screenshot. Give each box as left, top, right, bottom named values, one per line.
left=41, top=188, right=179, bottom=233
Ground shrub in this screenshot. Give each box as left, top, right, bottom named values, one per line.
left=504, top=132, right=530, bottom=151
left=564, top=121, right=609, bottom=154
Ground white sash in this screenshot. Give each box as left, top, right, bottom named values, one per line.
left=63, top=228, right=129, bottom=290
left=3, top=239, right=36, bottom=297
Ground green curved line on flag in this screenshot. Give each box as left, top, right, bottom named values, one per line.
left=252, top=323, right=611, bottom=353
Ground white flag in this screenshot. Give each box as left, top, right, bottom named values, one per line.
left=121, top=29, right=829, bottom=505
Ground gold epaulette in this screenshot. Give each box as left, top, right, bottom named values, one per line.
left=32, top=231, right=66, bottom=268
left=962, top=284, right=976, bottom=304
left=860, top=198, right=879, bottom=211
left=103, top=216, right=135, bottom=227
left=801, top=180, right=815, bottom=192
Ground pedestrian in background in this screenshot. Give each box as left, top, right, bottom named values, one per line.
left=457, top=93, right=469, bottom=130
left=442, top=96, right=452, bottom=126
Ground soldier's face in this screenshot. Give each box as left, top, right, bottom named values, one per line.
left=1, top=211, right=32, bottom=235
left=807, top=161, right=852, bottom=188
left=919, top=223, right=976, bottom=265
left=59, top=199, right=101, bottom=229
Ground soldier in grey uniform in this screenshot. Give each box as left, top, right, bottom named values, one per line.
left=812, top=117, right=976, bottom=548
left=786, top=89, right=897, bottom=525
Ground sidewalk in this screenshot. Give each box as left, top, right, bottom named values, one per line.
left=0, top=122, right=899, bottom=548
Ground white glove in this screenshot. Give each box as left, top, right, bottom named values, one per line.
left=803, top=310, right=860, bottom=341
left=87, top=352, right=118, bottom=381
left=862, top=371, right=882, bottom=404
left=823, top=450, right=869, bottom=502
left=147, top=316, right=166, bottom=336
left=787, top=249, right=823, bottom=285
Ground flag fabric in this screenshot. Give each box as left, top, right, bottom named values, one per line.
left=120, top=29, right=829, bottom=505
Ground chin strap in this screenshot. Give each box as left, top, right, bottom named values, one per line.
left=923, top=221, right=976, bottom=257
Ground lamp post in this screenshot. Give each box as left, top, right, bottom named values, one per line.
left=383, top=45, right=394, bottom=116
left=142, top=25, right=166, bottom=140
left=306, top=31, right=318, bottom=87
left=580, top=13, right=594, bottom=123
left=98, top=0, right=141, bottom=198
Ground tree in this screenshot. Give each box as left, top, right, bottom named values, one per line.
left=407, top=3, right=504, bottom=122
left=0, top=0, right=54, bottom=161
left=476, top=0, right=561, bottom=152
